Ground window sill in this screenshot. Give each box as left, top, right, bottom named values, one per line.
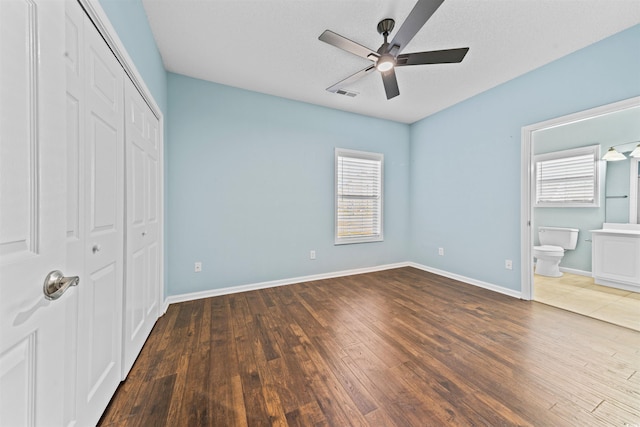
left=335, top=236, right=384, bottom=245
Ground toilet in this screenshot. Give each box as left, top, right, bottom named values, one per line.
left=533, top=226, right=579, bottom=277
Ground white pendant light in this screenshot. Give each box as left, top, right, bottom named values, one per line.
left=602, top=147, right=626, bottom=161
left=630, top=144, right=640, bottom=158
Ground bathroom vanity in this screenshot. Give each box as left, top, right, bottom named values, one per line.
left=591, top=223, right=640, bottom=292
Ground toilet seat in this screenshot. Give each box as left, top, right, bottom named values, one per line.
left=533, top=245, right=564, bottom=255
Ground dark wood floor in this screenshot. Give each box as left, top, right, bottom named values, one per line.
left=99, top=267, right=640, bottom=426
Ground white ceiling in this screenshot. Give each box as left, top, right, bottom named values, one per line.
left=141, top=0, right=640, bottom=124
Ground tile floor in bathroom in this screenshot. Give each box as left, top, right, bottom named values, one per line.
left=534, top=272, right=640, bottom=331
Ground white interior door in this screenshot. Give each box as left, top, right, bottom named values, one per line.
left=0, top=1, right=70, bottom=426
left=72, top=4, right=125, bottom=425
left=123, top=78, right=161, bottom=377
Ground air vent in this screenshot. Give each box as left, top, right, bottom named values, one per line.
left=336, top=89, right=358, bottom=98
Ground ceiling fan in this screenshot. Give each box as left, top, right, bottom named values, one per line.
left=318, top=0, right=469, bottom=100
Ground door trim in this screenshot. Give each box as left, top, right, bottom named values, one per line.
left=520, top=96, right=640, bottom=300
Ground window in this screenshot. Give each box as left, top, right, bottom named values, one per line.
left=534, top=145, right=600, bottom=207
left=335, top=148, right=383, bottom=244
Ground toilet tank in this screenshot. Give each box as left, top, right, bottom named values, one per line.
left=538, top=226, right=579, bottom=250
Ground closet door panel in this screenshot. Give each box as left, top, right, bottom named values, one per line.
left=123, top=78, right=160, bottom=377
left=132, top=142, right=146, bottom=225
left=75, top=6, right=124, bottom=425
left=147, top=241, right=160, bottom=316
left=88, top=116, right=119, bottom=231
left=66, top=95, right=81, bottom=240
left=130, top=248, right=147, bottom=335
left=87, top=262, right=119, bottom=393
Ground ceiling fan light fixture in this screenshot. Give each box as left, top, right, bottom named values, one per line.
left=376, top=54, right=395, bottom=72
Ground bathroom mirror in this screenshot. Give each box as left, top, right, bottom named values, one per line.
left=520, top=96, right=640, bottom=300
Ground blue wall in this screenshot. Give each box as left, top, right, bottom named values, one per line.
left=167, top=73, right=410, bottom=295
left=409, top=24, right=640, bottom=291
left=96, top=0, right=639, bottom=297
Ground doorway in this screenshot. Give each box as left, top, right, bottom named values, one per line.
left=520, top=96, right=640, bottom=330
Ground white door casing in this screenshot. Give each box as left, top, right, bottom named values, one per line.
left=123, top=77, right=161, bottom=377
left=71, top=3, right=125, bottom=425
left=0, top=1, right=68, bottom=426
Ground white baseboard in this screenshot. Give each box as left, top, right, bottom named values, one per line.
left=162, top=261, right=524, bottom=309
left=408, top=262, right=523, bottom=299
left=163, top=262, right=411, bottom=308
left=532, top=262, right=592, bottom=278
left=559, top=267, right=592, bottom=277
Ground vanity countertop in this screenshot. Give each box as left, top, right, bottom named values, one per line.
left=591, top=223, right=640, bottom=236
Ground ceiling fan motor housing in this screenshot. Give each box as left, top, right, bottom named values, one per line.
left=377, top=18, right=395, bottom=37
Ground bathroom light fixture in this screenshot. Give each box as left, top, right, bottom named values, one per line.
left=602, top=146, right=626, bottom=161
left=630, top=144, right=640, bottom=158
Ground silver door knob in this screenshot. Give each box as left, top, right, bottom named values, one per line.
left=142, top=231, right=146, bottom=236
left=43, top=270, right=79, bottom=300
left=92, top=244, right=101, bottom=254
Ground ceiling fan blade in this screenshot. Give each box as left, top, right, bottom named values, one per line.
left=381, top=69, right=400, bottom=100
left=319, top=30, right=380, bottom=60
left=396, top=47, right=469, bottom=66
left=388, top=0, right=444, bottom=54
left=326, top=65, right=376, bottom=93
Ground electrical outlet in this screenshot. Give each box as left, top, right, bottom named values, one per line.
left=194, top=262, right=202, bottom=272
left=505, top=259, right=513, bottom=270
left=438, top=247, right=444, bottom=256
left=310, top=250, right=316, bottom=260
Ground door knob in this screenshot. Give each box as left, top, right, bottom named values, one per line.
left=92, top=244, right=101, bottom=254
left=43, top=270, right=79, bottom=300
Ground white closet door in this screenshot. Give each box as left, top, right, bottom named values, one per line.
left=73, top=4, right=125, bottom=425
left=0, top=1, right=69, bottom=426
left=123, top=77, right=161, bottom=377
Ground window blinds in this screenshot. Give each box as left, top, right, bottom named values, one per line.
left=335, top=150, right=383, bottom=243
left=535, top=151, right=597, bottom=206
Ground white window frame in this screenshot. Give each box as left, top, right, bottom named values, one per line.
left=534, top=144, right=600, bottom=208
left=335, top=148, right=384, bottom=245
